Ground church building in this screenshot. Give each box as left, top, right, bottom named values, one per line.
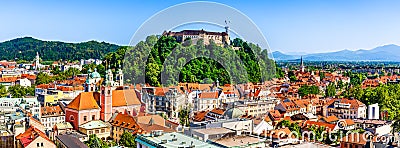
left=65, top=67, right=142, bottom=130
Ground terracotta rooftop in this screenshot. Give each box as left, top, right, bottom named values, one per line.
left=323, top=115, right=339, bottom=123
left=112, top=89, right=141, bottom=107
left=0, top=77, right=18, bottom=83
left=193, top=110, right=208, bottom=122
left=66, top=92, right=100, bottom=111
left=110, top=113, right=143, bottom=135
left=16, top=127, right=53, bottom=147
left=138, top=123, right=175, bottom=134
left=343, top=119, right=355, bottom=126
left=209, top=108, right=225, bottom=115
left=134, top=114, right=166, bottom=127
left=199, top=92, right=219, bottom=99
left=41, top=105, right=64, bottom=116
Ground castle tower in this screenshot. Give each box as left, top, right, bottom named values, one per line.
left=100, top=85, right=113, bottom=121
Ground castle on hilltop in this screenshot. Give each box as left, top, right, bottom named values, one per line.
left=162, top=26, right=230, bottom=46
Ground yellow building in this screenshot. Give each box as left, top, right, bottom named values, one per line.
left=38, top=90, right=67, bottom=106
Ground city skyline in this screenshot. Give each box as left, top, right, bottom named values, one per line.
left=1, top=0, right=400, bottom=53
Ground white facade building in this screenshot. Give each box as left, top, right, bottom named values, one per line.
left=16, top=78, right=32, bottom=87
left=368, top=103, right=379, bottom=120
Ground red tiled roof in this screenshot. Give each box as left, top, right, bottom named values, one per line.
left=21, top=74, right=36, bottom=80
left=138, top=123, right=175, bottom=134
left=344, top=119, right=355, bottom=126
left=199, top=92, right=219, bottom=99
left=323, top=115, right=339, bottom=123
left=193, top=110, right=208, bottom=122
left=269, top=110, right=282, bottom=119
left=110, top=113, right=144, bottom=134
left=16, top=127, right=53, bottom=147
left=154, top=87, right=168, bottom=96
left=112, top=89, right=141, bottom=107
left=0, top=77, right=18, bottom=82
left=303, top=120, right=336, bottom=131
left=29, top=116, right=44, bottom=126
left=66, top=92, right=100, bottom=110
left=41, top=106, right=64, bottom=116
left=210, top=108, right=225, bottom=115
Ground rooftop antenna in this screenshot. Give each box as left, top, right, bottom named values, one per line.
left=224, top=20, right=231, bottom=34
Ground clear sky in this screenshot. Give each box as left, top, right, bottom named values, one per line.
left=1, top=0, right=400, bottom=53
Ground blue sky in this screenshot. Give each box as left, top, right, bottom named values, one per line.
left=1, top=0, right=400, bottom=53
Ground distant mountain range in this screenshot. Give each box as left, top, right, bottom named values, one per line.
left=272, top=44, right=400, bottom=61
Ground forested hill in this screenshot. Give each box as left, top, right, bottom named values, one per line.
left=0, top=37, right=120, bottom=61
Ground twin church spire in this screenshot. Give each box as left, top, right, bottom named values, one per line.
left=84, top=63, right=123, bottom=92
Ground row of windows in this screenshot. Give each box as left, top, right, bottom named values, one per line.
left=70, top=115, right=97, bottom=122
left=0, top=103, right=13, bottom=106
left=183, top=35, right=198, bottom=39
left=41, top=117, right=64, bottom=123
left=83, top=115, right=96, bottom=121
left=101, top=89, right=111, bottom=95
left=37, top=142, right=44, bottom=147
left=88, top=129, right=106, bottom=135
left=201, top=105, right=217, bottom=109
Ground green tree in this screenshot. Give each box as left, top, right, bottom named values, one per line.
left=392, top=118, right=400, bottom=134
left=298, top=85, right=320, bottom=97
left=275, top=66, right=285, bottom=78
left=178, top=106, right=190, bottom=127
left=119, top=132, right=136, bottom=148
left=8, top=85, right=27, bottom=98
left=119, top=36, right=276, bottom=86
left=288, top=71, right=297, bottom=82
left=183, top=38, right=192, bottom=46
left=345, top=83, right=400, bottom=120
left=0, top=85, right=7, bottom=97
left=325, top=83, right=336, bottom=97
left=349, top=73, right=366, bottom=86
left=85, top=134, right=107, bottom=148
left=319, top=71, right=325, bottom=79
left=36, top=72, right=53, bottom=85
left=276, top=120, right=291, bottom=128
left=276, top=120, right=301, bottom=138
